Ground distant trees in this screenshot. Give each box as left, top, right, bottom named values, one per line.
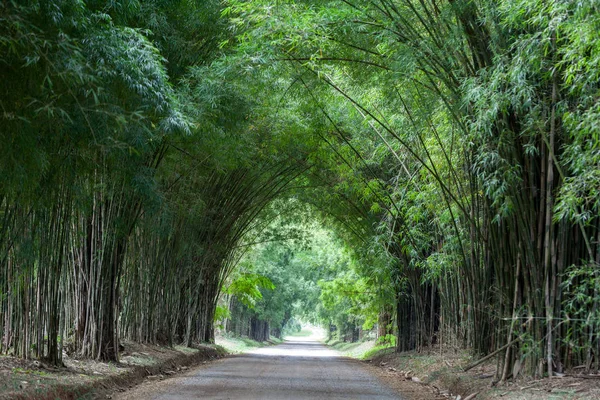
left=223, top=215, right=328, bottom=341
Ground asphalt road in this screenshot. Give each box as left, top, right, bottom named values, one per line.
left=146, top=337, right=403, bottom=400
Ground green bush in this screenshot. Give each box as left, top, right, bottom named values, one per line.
left=376, top=334, right=396, bottom=347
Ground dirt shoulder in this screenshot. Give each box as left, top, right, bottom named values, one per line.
left=0, top=341, right=225, bottom=400
left=0, top=334, right=282, bottom=400
left=362, top=348, right=600, bottom=400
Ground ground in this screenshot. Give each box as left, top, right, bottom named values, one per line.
left=0, top=341, right=223, bottom=399
left=363, top=348, right=600, bottom=400
left=114, top=328, right=410, bottom=399
left=0, top=331, right=599, bottom=399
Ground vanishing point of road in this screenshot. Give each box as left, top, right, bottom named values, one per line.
left=117, top=335, right=404, bottom=400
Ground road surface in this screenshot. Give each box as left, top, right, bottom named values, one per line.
left=122, top=336, right=404, bottom=399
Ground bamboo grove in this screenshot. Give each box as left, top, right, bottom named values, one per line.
left=227, top=0, right=600, bottom=378
left=0, top=0, right=307, bottom=364
left=1, top=0, right=600, bottom=381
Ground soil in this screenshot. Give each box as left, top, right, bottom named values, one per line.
left=0, top=341, right=224, bottom=400
left=360, top=361, right=444, bottom=400
left=365, top=349, right=600, bottom=400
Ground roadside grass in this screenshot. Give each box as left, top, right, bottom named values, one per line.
left=215, top=333, right=282, bottom=354
left=356, top=345, right=592, bottom=400
left=269, top=336, right=284, bottom=344
left=325, top=337, right=393, bottom=359
left=361, top=344, right=395, bottom=359
left=0, top=341, right=223, bottom=400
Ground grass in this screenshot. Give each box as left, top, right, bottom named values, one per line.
left=173, top=345, right=200, bottom=354
left=11, top=367, right=50, bottom=376
left=0, top=341, right=225, bottom=400
left=324, top=337, right=393, bottom=359
left=361, top=344, right=395, bottom=359
left=215, top=333, right=281, bottom=354
left=323, top=338, right=597, bottom=400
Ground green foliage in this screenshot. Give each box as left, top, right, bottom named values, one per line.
left=225, top=272, right=275, bottom=309
left=213, top=305, right=231, bottom=330
left=2, top=0, right=599, bottom=376
left=376, top=334, right=396, bottom=347
left=561, top=263, right=600, bottom=351
left=283, top=318, right=302, bottom=335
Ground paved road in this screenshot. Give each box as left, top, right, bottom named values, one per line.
left=149, top=337, right=402, bottom=400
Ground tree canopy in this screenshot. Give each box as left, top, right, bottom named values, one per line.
left=1, top=0, right=599, bottom=380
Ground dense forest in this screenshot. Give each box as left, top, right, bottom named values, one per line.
left=1, top=0, right=599, bottom=382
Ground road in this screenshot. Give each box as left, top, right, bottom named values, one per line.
left=120, top=336, right=404, bottom=400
